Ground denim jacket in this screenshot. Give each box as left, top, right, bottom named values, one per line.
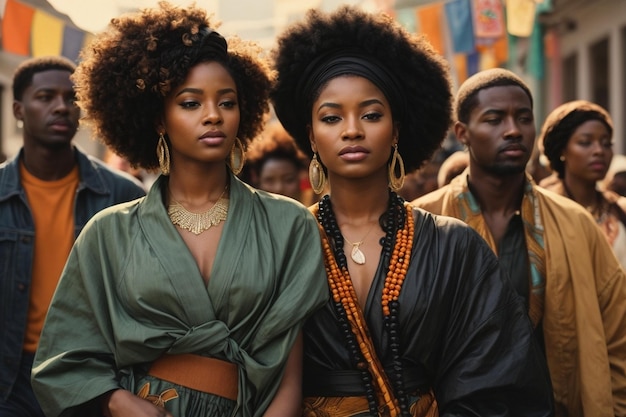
left=0, top=147, right=146, bottom=400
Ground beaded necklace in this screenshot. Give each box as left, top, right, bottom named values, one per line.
left=313, top=193, right=414, bottom=416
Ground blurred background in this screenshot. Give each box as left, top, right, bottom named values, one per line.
left=0, top=0, right=624, bottom=161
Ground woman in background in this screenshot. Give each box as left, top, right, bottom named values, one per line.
left=244, top=121, right=312, bottom=204
left=539, top=99, right=626, bottom=267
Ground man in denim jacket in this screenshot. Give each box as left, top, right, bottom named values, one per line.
left=0, top=56, right=145, bottom=417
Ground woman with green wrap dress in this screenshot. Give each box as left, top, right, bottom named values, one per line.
left=30, top=3, right=328, bottom=417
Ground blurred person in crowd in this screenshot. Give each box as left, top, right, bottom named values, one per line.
left=0, top=56, right=145, bottom=417
left=103, top=147, right=157, bottom=190
left=539, top=100, right=626, bottom=268
left=397, top=148, right=445, bottom=201
left=272, top=7, right=553, bottom=416
left=603, top=154, right=626, bottom=197
left=244, top=121, right=311, bottom=204
left=436, top=150, right=468, bottom=188
left=31, top=4, right=327, bottom=417
left=414, top=68, right=626, bottom=417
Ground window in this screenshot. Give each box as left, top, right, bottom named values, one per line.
left=590, top=37, right=609, bottom=111
left=562, top=53, right=577, bottom=102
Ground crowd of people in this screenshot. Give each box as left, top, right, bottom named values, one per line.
left=0, top=2, right=625, bottom=417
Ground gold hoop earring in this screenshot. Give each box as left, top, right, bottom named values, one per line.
left=388, top=144, right=405, bottom=192
left=229, top=137, right=245, bottom=175
left=309, top=153, right=327, bottom=195
left=157, top=133, right=170, bottom=176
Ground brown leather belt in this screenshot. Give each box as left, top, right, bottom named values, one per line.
left=148, top=354, right=238, bottom=401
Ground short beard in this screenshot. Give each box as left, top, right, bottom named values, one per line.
left=483, top=162, right=527, bottom=177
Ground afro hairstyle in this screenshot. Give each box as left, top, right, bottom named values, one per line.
left=244, top=122, right=309, bottom=183
left=538, top=100, right=613, bottom=178
left=73, top=1, right=272, bottom=170
left=455, top=68, right=533, bottom=124
left=13, top=56, right=76, bottom=101
left=270, top=5, right=452, bottom=172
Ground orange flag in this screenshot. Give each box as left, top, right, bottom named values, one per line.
left=416, top=3, right=445, bottom=56
left=2, top=0, right=35, bottom=56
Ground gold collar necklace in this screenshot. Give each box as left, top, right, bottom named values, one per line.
left=168, top=185, right=229, bottom=235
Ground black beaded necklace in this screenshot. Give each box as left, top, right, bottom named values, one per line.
left=317, top=191, right=411, bottom=416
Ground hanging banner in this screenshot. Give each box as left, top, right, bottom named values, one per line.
left=506, top=0, right=536, bottom=37
left=31, top=8, right=64, bottom=57
left=61, top=24, right=85, bottom=62
left=472, top=0, right=505, bottom=39
left=395, top=7, right=417, bottom=33
left=445, top=0, right=474, bottom=54
left=416, top=3, right=445, bottom=55
left=2, top=0, right=34, bottom=56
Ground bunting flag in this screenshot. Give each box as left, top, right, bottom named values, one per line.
left=493, top=34, right=508, bottom=64
left=445, top=0, right=474, bottom=54
left=454, top=53, right=468, bottom=85
left=31, top=8, right=64, bottom=57
left=416, top=3, right=445, bottom=55
left=544, top=28, right=562, bottom=107
left=2, top=0, right=34, bottom=55
left=472, top=0, right=505, bottom=39
left=467, top=50, right=480, bottom=77
left=505, top=0, right=537, bottom=37
left=61, top=25, right=85, bottom=61
left=1, top=0, right=91, bottom=61
left=395, top=7, right=418, bottom=33
left=526, top=14, right=544, bottom=79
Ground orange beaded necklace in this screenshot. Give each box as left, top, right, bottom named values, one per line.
left=312, top=200, right=415, bottom=416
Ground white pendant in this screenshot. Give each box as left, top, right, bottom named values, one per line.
left=350, top=245, right=366, bottom=265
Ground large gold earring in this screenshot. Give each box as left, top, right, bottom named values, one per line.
left=229, top=137, right=245, bottom=175
left=309, top=153, right=326, bottom=194
left=388, top=144, right=405, bottom=192
left=157, top=133, right=170, bottom=176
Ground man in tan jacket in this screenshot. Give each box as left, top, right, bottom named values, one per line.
left=413, top=68, right=626, bottom=417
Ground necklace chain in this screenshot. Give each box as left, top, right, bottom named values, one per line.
left=168, top=186, right=229, bottom=235
left=343, top=223, right=377, bottom=265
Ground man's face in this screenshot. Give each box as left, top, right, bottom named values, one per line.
left=13, top=69, right=79, bottom=149
left=456, top=85, right=535, bottom=176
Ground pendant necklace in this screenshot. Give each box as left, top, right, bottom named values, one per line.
left=168, top=185, right=229, bottom=235
left=343, top=224, right=377, bottom=265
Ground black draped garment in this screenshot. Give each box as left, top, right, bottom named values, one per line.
left=303, top=208, right=554, bottom=416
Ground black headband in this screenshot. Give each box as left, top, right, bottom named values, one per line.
left=299, top=50, right=405, bottom=127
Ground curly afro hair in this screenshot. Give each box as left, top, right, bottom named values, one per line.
left=244, top=122, right=309, bottom=183
left=74, top=1, right=272, bottom=170
left=270, top=6, right=452, bottom=172
left=539, top=100, right=613, bottom=178
left=455, top=68, right=533, bottom=124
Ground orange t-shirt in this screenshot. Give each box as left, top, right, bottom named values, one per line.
left=21, top=162, right=79, bottom=353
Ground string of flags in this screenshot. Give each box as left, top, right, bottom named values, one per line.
left=1, top=0, right=93, bottom=62
left=1, top=0, right=552, bottom=83
left=390, top=0, right=551, bottom=84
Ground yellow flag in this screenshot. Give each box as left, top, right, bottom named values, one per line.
left=31, top=9, right=64, bottom=57
left=506, top=0, right=536, bottom=37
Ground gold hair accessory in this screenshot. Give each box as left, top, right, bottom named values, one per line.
left=388, top=144, right=405, bottom=192
left=309, top=153, right=327, bottom=194
left=168, top=186, right=229, bottom=235
left=229, top=137, right=245, bottom=175
left=157, top=133, right=171, bottom=176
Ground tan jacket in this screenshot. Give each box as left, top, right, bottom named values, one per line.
left=413, top=173, right=626, bottom=417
